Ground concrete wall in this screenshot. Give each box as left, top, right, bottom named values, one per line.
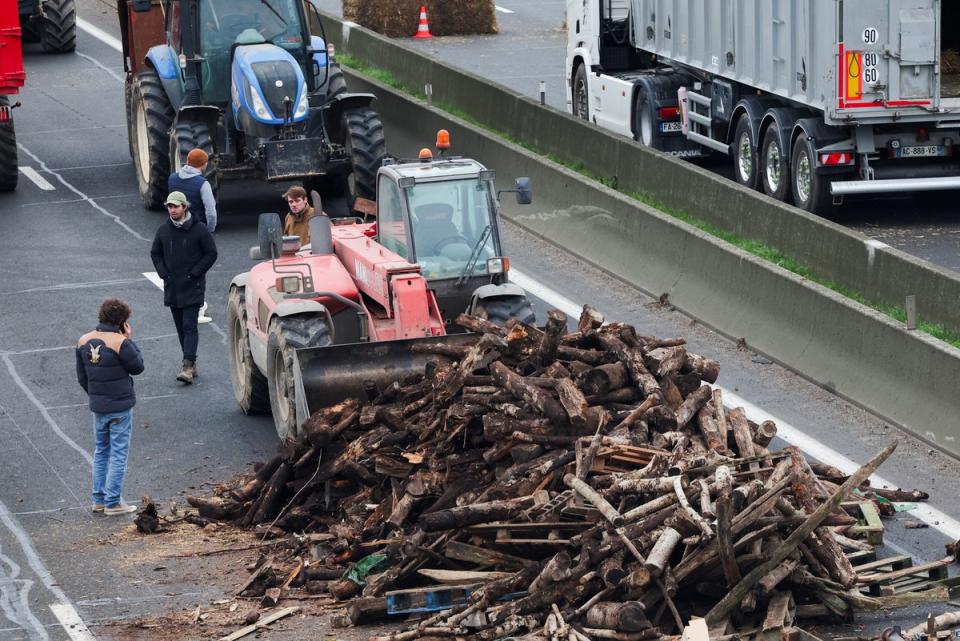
left=321, top=12, right=960, bottom=340
left=344, top=67, right=960, bottom=457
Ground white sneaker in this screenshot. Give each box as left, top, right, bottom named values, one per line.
left=198, top=302, right=212, bottom=324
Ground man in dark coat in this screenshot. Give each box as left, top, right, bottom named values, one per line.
left=150, top=191, right=218, bottom=383
left=76, top=298, right=145, bottom=516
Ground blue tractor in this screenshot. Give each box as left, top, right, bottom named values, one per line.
left=117, top=0, right=385, bottom=213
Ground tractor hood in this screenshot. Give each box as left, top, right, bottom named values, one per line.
left=231, top=43, right=308, bottom=125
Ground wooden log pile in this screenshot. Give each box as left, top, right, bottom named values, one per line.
left=187, top=308, right=937, bottom=641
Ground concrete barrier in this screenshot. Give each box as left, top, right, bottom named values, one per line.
left=320, top=12, right=960, bottom=340
left=344, top=67, right=960, bottom=457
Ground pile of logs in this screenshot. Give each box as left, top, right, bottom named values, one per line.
left=187, top=308, right=931, bottom=641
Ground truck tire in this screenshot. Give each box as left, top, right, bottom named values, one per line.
left=227, top=287, right=269, bottom=415
left=731, top=114, right=760, bottom=190
left=572, top=64, right=589, bottom=120
left=343, top=107, right=385, bottom=201
left=169, top=121, right=218, bottom=192
left=634, top=85, right=664, bottom=149
left=474, top=295, right=536, bottom=326
left=266, top=315, right=332, bottom=440
left=40, top=0, right=76, bottom=53
left=130, top=69, right=174, bottom=209
left=0, top=96, right=18, bottom=192
left=759, top=125, right=791, bottom=202
left=791, top=132, right=837, bottom=217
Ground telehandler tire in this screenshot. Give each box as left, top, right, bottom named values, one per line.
left=474, top=295, right=536, bottom=326
left=0, top=96, right=18, bottom=192
left=40, top=0, right=76, bottom=53
left=267, top=315, right=332, bottom=441
left=130, top=69, right=174, bottom=209
left=227, top=287, right=270, bottom=415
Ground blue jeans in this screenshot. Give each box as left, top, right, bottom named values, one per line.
left=91, top=409, right=133, bottom=507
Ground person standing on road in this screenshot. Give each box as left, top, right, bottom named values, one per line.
left=150, top=191, right=218, bottom=384
left=282, top=185, right=318, bottom=246
left=169, top=148, right=217, bottom=324
left=76, top=298, right=144, bottom=516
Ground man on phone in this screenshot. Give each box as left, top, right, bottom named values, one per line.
left=150, top=191, right=218, bottom=383
left=76, top=298, right=144, bottom=516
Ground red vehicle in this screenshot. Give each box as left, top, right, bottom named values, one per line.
left=1, top=0, right=26, bottom=191
left=228, top=143, right=535, bottom=439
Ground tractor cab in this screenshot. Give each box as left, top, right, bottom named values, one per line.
left=372, top=133, right=535, bottom=329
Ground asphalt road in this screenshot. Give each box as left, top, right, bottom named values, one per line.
left=313, top=0, right=960, bottom=273
left=0, top=2, right=959, bottom=639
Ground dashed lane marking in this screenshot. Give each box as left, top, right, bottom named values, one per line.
left=75, top=18, right=122, bottom=52
left=509, top=267, right=960, bottom=540
left=18, top=166, right=55, bottom=191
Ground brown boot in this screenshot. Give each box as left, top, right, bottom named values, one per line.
left=176, top=359, right=195, bottom=384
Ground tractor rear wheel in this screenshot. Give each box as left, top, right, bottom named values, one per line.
left=342, top=107, right=386, bottom=201
left=131, top=69, right=174, bottom=209
left=227, top=286, right=269, bottom=415
left=0, top=96, right=18, bottom=192
left=267, top=315, right=332, bottom=440
left=40, top=0, right=76, bottom=53
left=170, top=121, right=218, bottom=192
left=474, top=295, right=537, bottom=326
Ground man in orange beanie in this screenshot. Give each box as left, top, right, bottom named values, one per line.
left=169, top=148, right=218, bottom=323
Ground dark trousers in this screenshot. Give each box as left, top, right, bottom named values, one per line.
left=170, top=305, right=200, bottom=361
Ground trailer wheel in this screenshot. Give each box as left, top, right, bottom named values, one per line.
left=40, top=0, right=76, bottom=53
left=267, top=315, right=332, bottom=440
left=572, top=64, right=589, bottom=120
left=760, top=126, right=791, bottom=202
left=0, top=96, right=18, bottom=192
left=791, top=133, right=837, bottom=216
left=731, top=114, right=760, bottom=190
left=228, top=287, right=270, bottom=415
left=131, top=69, right=174, bottom=209
left=342, top=107, right=386, bottom=201
left=170, top=121, right=218, bottom=193
left=474, top=295, right=536, bottom=326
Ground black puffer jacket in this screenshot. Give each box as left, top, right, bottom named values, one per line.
left=150, top=215, right=218, bottom=308
left=75, top=324, right=145, bottom=413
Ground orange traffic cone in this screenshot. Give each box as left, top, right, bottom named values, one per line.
left=413, top=5, right=433, bottom=39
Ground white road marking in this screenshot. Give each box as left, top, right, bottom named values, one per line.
left=509, top=268, right=960, bottom=540
left=0, top=499, right=98, bottom=641
left=495, top=5, right=515, bottom=13
left=18, top=167, right=55, bottom=191
left=143, top=271, right=164, bottom=290
left=49, top=604, right=97, bottom=641
left=75, top=18, right=122, bottom=52
left=75, top=52, right=125, bottom=83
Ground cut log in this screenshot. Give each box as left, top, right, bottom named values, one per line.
left=586, top=601, right=651, bottom=632
left=419, top=497, right=532, bottom=531
left=644, top=346, right=687, bottom=378
left=582, top=363, right=630, bottom=396
left=674, top=385, right=712, bottom=429
left=538, top=310, right=568, bottom=366
left=683, top=352, right=720, bottom=383
left=491, top=361, right=569, bottom=427
left=644, top=527, right=681, bottom=577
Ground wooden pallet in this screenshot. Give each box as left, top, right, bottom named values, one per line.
left=841, top=501, right=884, bottom=545
left=856, top=557, right=951, bottom=596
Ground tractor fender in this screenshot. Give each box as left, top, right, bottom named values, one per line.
left=323, top=93, right=377, bottom=131
left=272, top=300, right=331, bottom=320
left=230, top=272, right=249, bottom=290
left=145, top=45, right=184, bottom=111
left=468, top=283, right=527, bottom=312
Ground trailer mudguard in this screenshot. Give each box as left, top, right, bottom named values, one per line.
left=792, top=117, right=853, bottom=173
left=728, top=96, right=770, bottom=146
left=145, top=45, right=184, bottom=110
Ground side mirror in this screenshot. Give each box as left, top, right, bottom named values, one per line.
left=131, top=0, right=153, bottom=12
left=515, top=177, right=533, bottom=205
left=258, top=213, right=283, bottom=260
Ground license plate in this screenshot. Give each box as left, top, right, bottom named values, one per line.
left=660, top=121, right=682, bottom=133
left=896, top=145, right=943, bottom=158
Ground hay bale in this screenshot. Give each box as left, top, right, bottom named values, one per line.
left=351, top=0, right=498, bottom=38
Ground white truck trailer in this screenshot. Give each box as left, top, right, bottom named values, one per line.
left=565, top=0, right=960, bottom=214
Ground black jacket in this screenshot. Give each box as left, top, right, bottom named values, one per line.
left=150, top=215, right=218, bottom=308
left=76, top=324, right=145, bottom=413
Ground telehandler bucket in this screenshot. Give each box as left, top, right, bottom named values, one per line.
left=291, top=334, right=478, bottom=426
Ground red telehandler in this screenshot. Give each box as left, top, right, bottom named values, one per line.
left=1, top=0, right=26, bottom=191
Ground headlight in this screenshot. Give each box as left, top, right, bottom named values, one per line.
left=294, top=91, right=309, bottom=118
left=248, top=85, right=271, bottom=120
left=486, top=257, right=509, bottom=274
